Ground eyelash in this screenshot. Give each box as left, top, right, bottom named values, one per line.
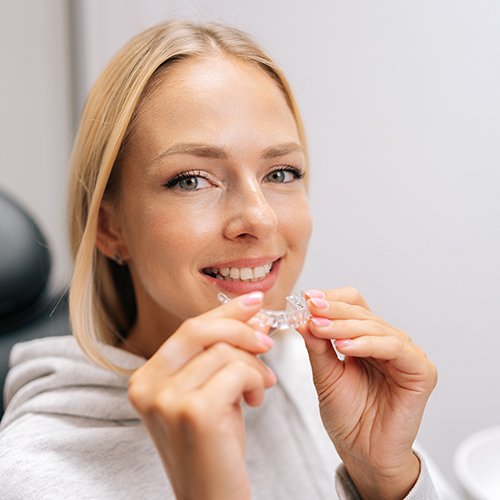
left=164, top=165, right=306, bottom=189
left=268, top=165, right=305, bottom=182
left=164, top=170, right=209, bottom=189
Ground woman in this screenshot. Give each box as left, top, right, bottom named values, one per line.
left=0, top=20, right=455, bottom=499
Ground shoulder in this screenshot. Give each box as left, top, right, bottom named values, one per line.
left=8, top=334, right=144, bottom=369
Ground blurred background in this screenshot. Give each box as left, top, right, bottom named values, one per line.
left=1, top=0, right=499, bottom=492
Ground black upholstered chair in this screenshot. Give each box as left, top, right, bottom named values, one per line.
left=0, top=189, right=69, bottom=417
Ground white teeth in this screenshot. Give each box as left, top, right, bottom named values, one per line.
left=206, top=262, right=274, bottom=281
left=254, top=265, right=266, bottom=278
left=229, top=268, right=240, bottom=279
left=240, top=267, right=253, bottom=280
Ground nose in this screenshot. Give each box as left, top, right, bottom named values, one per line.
left=223, top=181, right=278, bottom=241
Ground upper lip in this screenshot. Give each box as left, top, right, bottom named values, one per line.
left=201, top=256, right=281, bottom=270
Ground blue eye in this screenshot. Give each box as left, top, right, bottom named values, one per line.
left=165, top=171, right=211, bottom=191
left=178, top=176, right=199, bottom=190
left=266, top=166, right=305, bottom=184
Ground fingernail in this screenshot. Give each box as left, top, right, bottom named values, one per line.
left=255, top=331, right=274, bottom=348
left=334, top=339, right=353, bottom=348
left=310, top=298, right=329, bottom=309
left=305, top=289, right=326, bottom=299
left=240, top=291, right=264, bottom=306
left=311, top=317, right=332, bottom=328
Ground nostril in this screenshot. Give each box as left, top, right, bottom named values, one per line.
left=222, top=189, right=278, bottom=240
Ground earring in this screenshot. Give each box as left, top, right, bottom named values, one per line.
left=114, top=252, right=123, bottom=266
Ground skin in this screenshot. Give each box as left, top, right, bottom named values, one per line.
left=299, top=289, right=437, bottom=499
left=98, top=55, right=311, bottom=358
left=96, top=55, right=437, bottom=500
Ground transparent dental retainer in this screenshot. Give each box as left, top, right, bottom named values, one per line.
left=217, top=292, right=310, bottom=333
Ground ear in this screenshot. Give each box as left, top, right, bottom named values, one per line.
left=95, top=201, right=130, bottom=262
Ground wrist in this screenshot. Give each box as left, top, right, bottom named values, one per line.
left=340, top=451, right=420, bottom=500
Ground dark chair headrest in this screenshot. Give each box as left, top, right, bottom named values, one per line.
left=0, top=189, right=51, bottom=329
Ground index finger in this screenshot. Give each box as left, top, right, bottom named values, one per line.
left=202, top=291, right=265, bottom=322
left=305, top=286, right=371, bottom=310
left=150, top=291, right=270, bottom=373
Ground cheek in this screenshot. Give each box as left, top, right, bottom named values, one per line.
left=277, top=195, right=313, bottom=250
left=122, top=199, right=221, bottom=267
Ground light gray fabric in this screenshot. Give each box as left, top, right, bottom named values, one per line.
left=0, top=333, right=457, bottom=499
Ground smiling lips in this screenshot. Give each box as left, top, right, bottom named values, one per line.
left=204, top=262, right=273, bottom=281
left=201, top=258, right=280, bottom=294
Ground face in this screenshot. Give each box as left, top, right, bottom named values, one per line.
left=101, top=56, right=312, bottom=346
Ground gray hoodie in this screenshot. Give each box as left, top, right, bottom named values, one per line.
left=0, top=333, right=456, bottom=499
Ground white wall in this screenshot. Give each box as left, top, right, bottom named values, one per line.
left=8, top=0, right=500, bottom=492
left=0, top=0, right=73, bottom=288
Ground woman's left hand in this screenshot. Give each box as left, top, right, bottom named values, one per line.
left=296, top=287, right=437, bottom=500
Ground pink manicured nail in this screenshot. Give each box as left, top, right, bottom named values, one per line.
left=305, top=289, right=326, bottom=299
left=255, top=331, right=274, bottom=348
left=240, top=291, right=264, bottom=306
left=334, top=339, right=353, bottom=348
left=311, top=317, right=332, bottom=328
left=310, top=298, right=329, bottom=309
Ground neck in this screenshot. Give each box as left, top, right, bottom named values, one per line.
left=117, top=309, right=182, bottom=359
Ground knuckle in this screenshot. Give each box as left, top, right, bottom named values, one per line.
left=366, top=335, right=376, bottom=354
left=367, top=319, right=384, bottom=334
left=128, top=371, right=179, bottom=418
left=248, top=367, right=265, bottom=388
left=211, top=341, right=233, bottom=357
left=127, top=378, right=141, bottom=402
left=229, top=359, right=261, bottom=382
left=345, top=286, right=361, bottom=301
left=177, top=395, right=210, bottom=430
left=151, top=388, right=177, bottom=417
left=127, top=373, right=150, bottom=410
left=396, top=336, right=406, bottom=351
left=128, top=369, right=141, bottom=392
left=229, top=358, right=249, bottom=373
left=182, top=316, right=203, bottom=334
left=336, top=302, right=349, bottom=316
left=390, top=336, right=405, bottom=356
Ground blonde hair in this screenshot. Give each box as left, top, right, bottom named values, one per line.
left=68, top=20, right=307, bottom=373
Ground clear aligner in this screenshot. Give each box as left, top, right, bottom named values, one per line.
left=216, top=292, right=310, bottom=333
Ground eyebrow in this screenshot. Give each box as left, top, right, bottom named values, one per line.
left=150, top=141, right=303, bottom=167
left=261, top=142, right=304, bottom=159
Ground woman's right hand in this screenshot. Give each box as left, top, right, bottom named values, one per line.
left=128, top=291, right=276, bottom=500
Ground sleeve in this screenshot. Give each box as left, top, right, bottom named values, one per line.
left=334, top=451, right=441, bottom=500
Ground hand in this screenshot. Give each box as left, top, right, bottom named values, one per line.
left=128, top=292, right=276, bottom=500
left=297, top=287, right=437, bottom=500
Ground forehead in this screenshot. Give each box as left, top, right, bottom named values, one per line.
left=131, top=56, right=300, bottom=153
